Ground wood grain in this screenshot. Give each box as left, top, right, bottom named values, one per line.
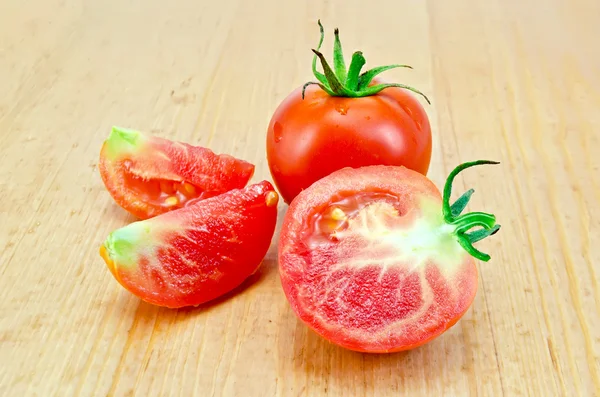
left=1, top=0, right=599, bottom=395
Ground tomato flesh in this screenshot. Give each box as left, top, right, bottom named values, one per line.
left=278, top=166, right=476, bottom=352
left=120, top=164, right=220, bottom=210
left=99, top=127, right=255, bottom=219
left=266, top=83, right=432, bottom=204
left=308, top=191, right=402, bottom=240
left=100, top=181, right=279, bottom=308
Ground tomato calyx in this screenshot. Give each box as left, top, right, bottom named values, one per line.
left=442, top=160, right=502, bottom=262
left=301, top=20, right=431, bottom=104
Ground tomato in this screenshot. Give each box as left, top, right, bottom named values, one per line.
left=266, top=21, right=432, bottom=204
left=278, top=161, right=501, bottom=352
left=99, top=181, right=279, bottom=308
left=99, top=127, right=255, bottom=219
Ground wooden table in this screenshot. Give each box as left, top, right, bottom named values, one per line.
left=1, top=0, right=599, bottom=395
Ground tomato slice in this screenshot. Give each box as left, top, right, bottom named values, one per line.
left=278, top=163, right=500, bottom=352
left=99, top=181, right=279, bottom=308
left=99, top=127, right=255, bottom=219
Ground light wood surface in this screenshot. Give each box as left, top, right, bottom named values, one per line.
left=1, top=0, right=599, bottom=396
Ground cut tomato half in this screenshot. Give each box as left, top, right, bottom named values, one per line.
left=99, top=126, right=255, bottom=219
left=99, top=181, right=279, bottom=308
left=278, top=162, right=501, bottom=353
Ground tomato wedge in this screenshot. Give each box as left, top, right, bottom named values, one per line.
left=99, top=127, right=255, bottom=219
left=99, top=181, right=279, bottom=308
left=278, top=161, right=501, bottom=352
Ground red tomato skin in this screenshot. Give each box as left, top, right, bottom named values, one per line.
left=100, top=181, right=278, bottom=308
left=278, top=166, right=477, bottom=353
left=266, top=83, right=432, bottom=204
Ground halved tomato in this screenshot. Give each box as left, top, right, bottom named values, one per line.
left=99, top=126, right=255, bottom=219
left=278, top=161, right=501, bottom=352
left=99, top=181, right=279, bottom=308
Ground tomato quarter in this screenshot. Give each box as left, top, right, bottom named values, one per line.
left=99, top=127, right=255, bottom=219
left=100, top=181, right=279, bottom=308
left=267, top=21, right=432, bottom=204
left=278, top=161, right=501, bottom=352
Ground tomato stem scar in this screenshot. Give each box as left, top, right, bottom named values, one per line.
left=302, top=20, right=431, bottom=104
left=442, top=160, right=502, bottom=262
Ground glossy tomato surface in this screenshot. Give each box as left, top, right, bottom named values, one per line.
left=278, top=166, right=477, bottom=353
left=100, top=181, right=279, bottom=308
left=266, top=83, right=432, bottom=204
left=99, top=127, right=255, bottom=219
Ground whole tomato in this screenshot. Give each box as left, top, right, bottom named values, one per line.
left=266, top=21, right=432, bottom=204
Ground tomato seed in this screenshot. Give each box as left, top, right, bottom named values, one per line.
left=330, top=207, right=347, bottom=221
left=179, top=182, right=196, bottom=197
left=164, top=196, right=179, bottom=207
left=265, top=191, right=279, bottom=207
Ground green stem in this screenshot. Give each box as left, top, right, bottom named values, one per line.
left=359, top=83, right=431, bottom=104
left=442, top=160, right=500, bottom=222
left=452, top=212, right=496, bottom=234
left=311, top=20, right=328, bottom=87
left=457, top=236, right=492, bottom=262
left=333, top=28, right=347, bottom=83
left=345, top=51, right=365, bottom=91
left=302, top=81, right=334, bottom=99
left=450, top=188, right=474, bottom=217
left=312, top=49, right=352, bottom=96
left=441, top=160, right=502, bottom=262
left=304, top=20, right=429, bottom=102
left=357, top=64, right=412, bottom=90
left=466, top=224, right=501, bottom=244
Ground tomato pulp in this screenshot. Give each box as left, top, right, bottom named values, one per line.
left=266, top=21, right=431, bottom=204
left=278, top=162, right=501, bottom=352
left=99, top=127, right=255, bottom=219
left=100, top=181, right=279, bottom=308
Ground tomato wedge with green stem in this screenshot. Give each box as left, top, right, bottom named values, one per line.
left=99, top=126, right=255, bottom=219
left=100, top=181, right=279, bottom=308
left=278, top=161, right=501, bottom=352
left=267, top=20, right=432, bottom=204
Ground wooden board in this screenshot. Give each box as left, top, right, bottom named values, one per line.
left=1, top=0, right=599, bottom=395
